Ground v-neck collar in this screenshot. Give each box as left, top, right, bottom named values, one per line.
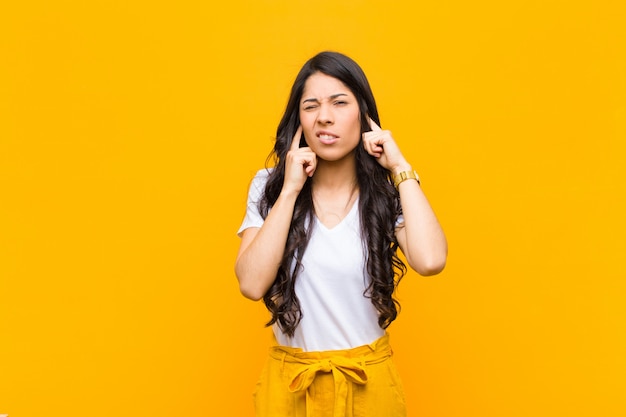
left=314, top=196, right=359, bottom=232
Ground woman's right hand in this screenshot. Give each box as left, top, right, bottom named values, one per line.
left=236, top=126, right=316, bottom=300
left=282, top=125, right=317, bottom=195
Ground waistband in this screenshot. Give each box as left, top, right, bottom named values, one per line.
left=269, top=334, right=393, bottom=417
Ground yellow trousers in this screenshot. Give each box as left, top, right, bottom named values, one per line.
left=253, top=333, right=407, bottom=417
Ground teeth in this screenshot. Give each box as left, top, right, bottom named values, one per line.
left=319, top=134, right=336, bottom=140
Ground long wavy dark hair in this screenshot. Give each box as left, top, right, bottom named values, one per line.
left=259, top=51, right=406, bottom=337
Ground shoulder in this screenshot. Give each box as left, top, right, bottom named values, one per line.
left=245, top=168, right=275, bottom=199
left=251, top=167, right=273, bottom=187
left=253, top=167, right=273, bottom=179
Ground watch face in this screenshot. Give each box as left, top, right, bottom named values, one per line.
left=394, top=170, right=420, bottom=189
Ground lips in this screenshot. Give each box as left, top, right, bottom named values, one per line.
left=317, top=131, right=339, bottom=145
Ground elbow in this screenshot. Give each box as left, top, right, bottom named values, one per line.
left=235, top=265, right=266, bottom=301
left=410, top=252, right=447, bottom=277
left=239, top=282, right=265, bottom=301
left=416, top=260, right=446, bottom=276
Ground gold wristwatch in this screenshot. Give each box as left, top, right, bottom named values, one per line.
left=393, top=170, right=420, bottom=189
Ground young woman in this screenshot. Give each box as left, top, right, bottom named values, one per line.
left=235, top=51, right=447, bottom=417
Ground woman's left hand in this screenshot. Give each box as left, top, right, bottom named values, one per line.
left=362, top=118, right=411, bottom=174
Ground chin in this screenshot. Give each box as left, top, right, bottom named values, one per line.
left=317, top=150, right=355, bottom=163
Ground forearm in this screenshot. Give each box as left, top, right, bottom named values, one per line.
left=235, top=190, right=299, bottom=300
left=361, top=119, right=447, bottom=274
left=396, top=170, right=448, bottom=275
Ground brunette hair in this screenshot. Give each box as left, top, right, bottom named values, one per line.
left=259, top=51, right=406, bottom=337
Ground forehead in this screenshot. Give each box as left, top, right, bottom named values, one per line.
left=301, top=72, right=353, bottom=98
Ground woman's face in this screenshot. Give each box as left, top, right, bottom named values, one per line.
left=298, top=72, right=362, bottom=162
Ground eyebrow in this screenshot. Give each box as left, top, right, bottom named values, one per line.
left=302, top=93, right=349, bottom=104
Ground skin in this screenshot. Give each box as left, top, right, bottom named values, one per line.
left=299, top=73, right=362, bottom=166
left=235, top=72, right=447, bottom=301
left=363, top=119, right=448, bottom=277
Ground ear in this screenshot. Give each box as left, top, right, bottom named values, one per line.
left=363, top=112, right=374, bottom=132
left=361, top=110, right=371, bottom=133
left=299, top=132, right=308, bottom=148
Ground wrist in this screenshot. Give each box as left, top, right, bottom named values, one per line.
left=390, top=162, right=412, bottom=176
left=279, top=186, right=301, bottom=201
left=392, top=169, right=420, bottom=189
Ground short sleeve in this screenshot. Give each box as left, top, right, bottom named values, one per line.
left=237, top=169, right=271, bottom=237
left=395, top=212, right=405, bottom=228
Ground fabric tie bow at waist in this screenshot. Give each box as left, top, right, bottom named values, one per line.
left=269, top=337, right=392, bottom=417
left=289, top=356, right=367, bottom=417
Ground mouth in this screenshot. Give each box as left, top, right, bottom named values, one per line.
left=317, top=131, right=339, bottom=145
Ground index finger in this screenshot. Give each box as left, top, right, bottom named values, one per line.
left=368, top=117, right=382, bottom=132
left=291, top=125, right=303, bottom=150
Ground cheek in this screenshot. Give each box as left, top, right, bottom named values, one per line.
left=349, top=112, right=362, bottom=136
left=299, top=111, right=314, bottom=127
left=299, top=113, right=316, bottom=141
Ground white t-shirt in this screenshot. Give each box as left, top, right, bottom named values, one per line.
left=237, top=169, right=386, bottom=351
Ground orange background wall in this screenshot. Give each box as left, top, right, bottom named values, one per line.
left=1, top=1, right=625, bottom=416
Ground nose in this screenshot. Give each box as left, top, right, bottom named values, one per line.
left=317, top=103, right=334, bottom=125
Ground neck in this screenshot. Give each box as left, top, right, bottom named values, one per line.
left=311, top=157, right=359, bottom=228
left=312, top=154, right=358, bottom=191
